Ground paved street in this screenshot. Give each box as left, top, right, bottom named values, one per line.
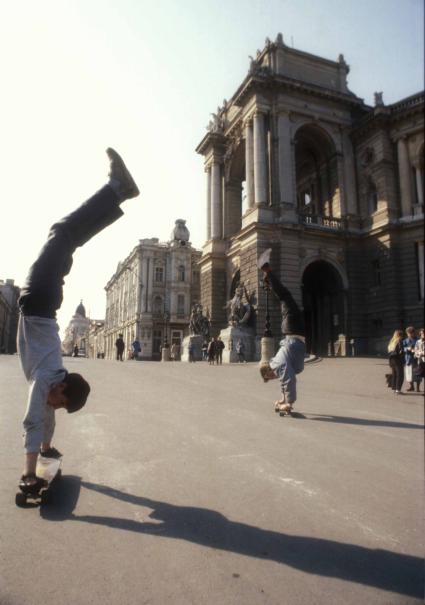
left=0, top=355, right=423, bottom=605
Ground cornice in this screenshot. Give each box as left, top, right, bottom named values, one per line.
left=232, top=73, right=364, bottom=110
left=352, top=92, right=424, bottom=140
left=196, top=131, right=227, bottom=156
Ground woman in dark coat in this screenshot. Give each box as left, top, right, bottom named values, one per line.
left=388, top=330, right=404, bottom=395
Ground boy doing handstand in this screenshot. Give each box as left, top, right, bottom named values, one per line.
left=18, top=148, right=139, bottom=492
left=258, top=249, right=306, bottom=415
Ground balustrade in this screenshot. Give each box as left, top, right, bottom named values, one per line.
left=300, top=214, right=344, bottom=230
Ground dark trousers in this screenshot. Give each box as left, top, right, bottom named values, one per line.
left=19, top=186, right=122, bottom=318
left=116, top=350, right=124, bottom=361
left=389, top=357, right=404, bottom=391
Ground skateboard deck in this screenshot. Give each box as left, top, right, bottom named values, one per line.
left=15, top=456, right=62, bottom=507
left=275, top=402, right=293, bottom=416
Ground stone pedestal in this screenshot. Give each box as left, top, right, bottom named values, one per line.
left=260, top=336, right=275, bottom=363
left=161, top=346, right=171, bottom=362
left=181, top=334, right=203, bottom=362
left=219, top=325, right=256, bottom=363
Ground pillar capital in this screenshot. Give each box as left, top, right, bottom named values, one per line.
left=242, top=115, right=253, bottom=128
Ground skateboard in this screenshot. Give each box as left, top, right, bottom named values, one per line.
left=275, top=402, right=294, bottom=417
left=15, top=455, right=62, bottom=507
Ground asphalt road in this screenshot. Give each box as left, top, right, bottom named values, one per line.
left=0, top=355, right=423, bottom=605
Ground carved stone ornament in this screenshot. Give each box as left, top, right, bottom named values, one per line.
left=248, top=55, right=271, bottom=77
left=206, top=100, right=228, bottom=133
left=361, top=147, right=374, bottom=167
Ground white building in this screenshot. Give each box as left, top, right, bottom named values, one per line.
left=104, top=220, right=201, bottom=360
left=62, top=300, right=91, bottom=356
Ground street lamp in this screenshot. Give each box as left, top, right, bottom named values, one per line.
left=163, top=310, right=170, bottom=348
left=260, top=278, right=273, bottom=337
left=161, top=309, right=170, bottom=362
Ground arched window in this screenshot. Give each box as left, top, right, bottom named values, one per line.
left=153, top=295, right=163, bottom=314
left=177, top=294, right=185, bottom=316
left=178, top=265, right=185, bottom=282
left=367, top=180, right=378, bottom=214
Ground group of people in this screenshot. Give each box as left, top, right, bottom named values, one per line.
left=199, top=337, right=248, bottom=364
left=387, top=326, right=424, bottom=394
left=114, top=335, right=142, bottom=361
left=201, top=336, right=225, bottom=364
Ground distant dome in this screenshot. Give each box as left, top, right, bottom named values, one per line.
left=171, top=219, right=189, bottom=242
left=75, top=300, right=86, bottom=318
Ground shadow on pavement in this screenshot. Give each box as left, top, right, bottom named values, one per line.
left=307, top=414, right=424, bottom=430
left=63, top=481, right=423, bottom=598
left=40, top=475, right=81, bottom=520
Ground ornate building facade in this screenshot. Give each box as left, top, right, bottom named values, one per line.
left=0, top=278, right=20, bottom=354
left=196, top=35, right=424, bottom=357
left=103, top=220, right=201, bottom=360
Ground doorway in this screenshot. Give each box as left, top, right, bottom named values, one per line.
left=302, top=261, right=345, bottom=356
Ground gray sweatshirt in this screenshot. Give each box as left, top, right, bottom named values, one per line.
left=18, top=315, right=66, bottom=453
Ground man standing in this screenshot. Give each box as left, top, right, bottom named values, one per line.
left=115, top=334, right=125, bottom=361
left=215, top=336, right=225, bottom=364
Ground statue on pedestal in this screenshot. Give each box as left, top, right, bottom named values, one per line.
left=189, top=303, right=210, bottom=341
left=226, top=283, right=256, bottom=328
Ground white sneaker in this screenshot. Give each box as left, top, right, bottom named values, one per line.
left=107, top=147, right=140, bottom=201
left=257, top=248, right=272, bottom=270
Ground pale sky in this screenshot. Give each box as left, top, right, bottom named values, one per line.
left=0, top=0, right=423, bottom=335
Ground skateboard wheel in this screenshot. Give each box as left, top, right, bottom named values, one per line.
left=15, top=492, right=27, bottom=507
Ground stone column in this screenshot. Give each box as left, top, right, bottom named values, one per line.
left=253, top=112, right=267, bottom=205
left=415, top=165, right=424, bottom=206
left=206, top=168, right=211, bottom=240
left=397, top=138, right=413, bottom=216
left=336, top=153, right=347, bottom=218
left=245, top=120, right=254, bottom=209
left=277, top=113, right=295, bottom=206
left=341, top=130, right=357, bottom=215
left=211, top=162, right=222, bottom=239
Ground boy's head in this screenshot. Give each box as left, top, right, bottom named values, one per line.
left=47, top=373, right=90, bottom=413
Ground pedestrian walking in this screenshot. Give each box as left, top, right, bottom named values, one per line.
left=207, top=339, right=216, bottom=365
left=17, top=147, right=139, bottom=492
left=202, top=340, right=208, bottom=361
left=403, top=327, right=418, bottom=392
left=258, top=249, right=305, bottom=415
left=387, top=329, right=404, bottom=395
left=115, top=334, right=125, bottom=361
left=413, top=328, right=424, bottom=392
left=236, top=339, right=246, bottom=363
left=215, top=336, right=225, bottom=364
left=131, top=339, right=141, bottom=360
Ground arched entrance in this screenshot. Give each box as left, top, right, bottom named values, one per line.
left=302, top=261, right=346, bottom=356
